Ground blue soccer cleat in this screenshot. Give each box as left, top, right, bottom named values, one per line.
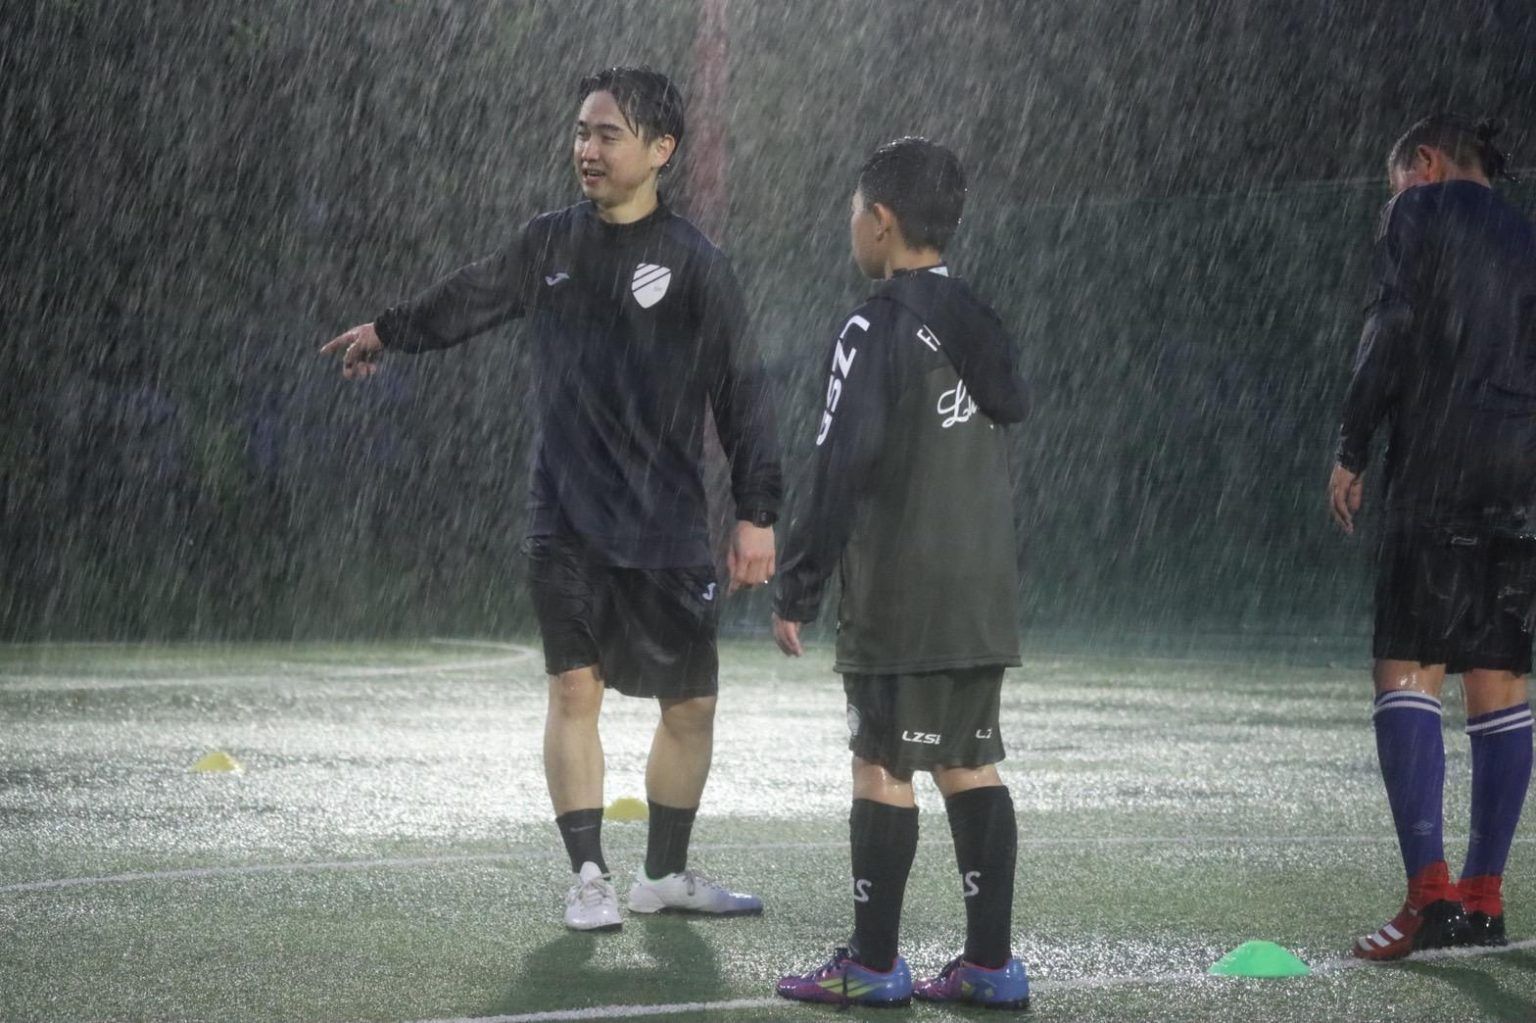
left=775, top=947, right=913, bottom=1008
left=913, top=955, right=1031, bottom=1010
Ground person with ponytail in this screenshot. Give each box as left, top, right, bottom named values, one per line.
left=1329, top=115, right=1536, bottom=960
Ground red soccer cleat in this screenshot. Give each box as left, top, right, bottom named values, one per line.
left=1352, top=862, right=1470, bottom=961
left=1461, top=875, right=1507, bottom=947
left=1460, top=874, right=1503, bottom=916
left=1352, top=900, right=1470, bottom=959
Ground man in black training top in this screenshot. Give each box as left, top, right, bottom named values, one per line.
left=321, top=67, right=782, bottom=932
left=771, top=138, right=1032, bottom=1010
left=1330, top=116, right=1535, bottom=960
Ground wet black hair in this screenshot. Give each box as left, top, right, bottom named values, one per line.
left=577, top=66, right=685, bottom=166
left=856, top=136, right=967, bottom=251
left=1389, top=115, right=1517, bottom=182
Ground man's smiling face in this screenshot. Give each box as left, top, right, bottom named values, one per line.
left=573, top=90, right=672, bottom=210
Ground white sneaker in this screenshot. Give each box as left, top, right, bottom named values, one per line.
left=564, top=861, right=622, bottom=932
left=627, top=868, right=763, bottom=916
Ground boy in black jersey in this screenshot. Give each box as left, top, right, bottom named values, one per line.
left=1330, top=116, right=1535, bottom=960
left=772, top=138, right=1031, bottom=1010
left=321, top=67, right=781, bottom=932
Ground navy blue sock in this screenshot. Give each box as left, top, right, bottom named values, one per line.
left=1373, top=691, right=1447, bottom=880
left=1462, top=703, right=1534, bottom=879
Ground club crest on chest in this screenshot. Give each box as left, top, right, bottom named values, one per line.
left=631, top=263, right=672, bottom=308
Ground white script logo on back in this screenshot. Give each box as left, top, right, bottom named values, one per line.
left=937, top=380, right=978, bottom=428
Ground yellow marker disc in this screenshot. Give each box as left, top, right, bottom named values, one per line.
left=190, top=750, right=242, bottom=774
left=605, top=796, right=649, bottom=821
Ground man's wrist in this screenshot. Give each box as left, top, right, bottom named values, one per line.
left=736, top=508, right=777, bottom=528
left=372, top=313, right=397, bottom=350
left=1336, top=448, right=1367, bottom=475
left=772, top=599, right=813, bottom=624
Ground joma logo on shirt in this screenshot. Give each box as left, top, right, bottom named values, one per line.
left=816, top=314, right=869, bottom=446
left=901, top=730, right=942, bottom=744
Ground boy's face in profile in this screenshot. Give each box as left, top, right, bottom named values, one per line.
left=849, top=188, right=888, bottom=280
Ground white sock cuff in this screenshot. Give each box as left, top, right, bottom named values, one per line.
left=1372, top=691, right=1444, bottom=718
left=1467, top=705, right=1535, bottom=737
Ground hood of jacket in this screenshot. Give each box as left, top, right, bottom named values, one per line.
left=875, top=268, right=1028, bottom=424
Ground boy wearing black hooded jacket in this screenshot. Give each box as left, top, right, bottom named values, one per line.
left=772, top=138, right=1032, bottom=1011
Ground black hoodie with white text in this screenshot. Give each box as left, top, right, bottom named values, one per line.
left=775, top=266, right=1027, bottom=675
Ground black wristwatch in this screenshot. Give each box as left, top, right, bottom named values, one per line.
left=738, top=508, right=778, bottom=528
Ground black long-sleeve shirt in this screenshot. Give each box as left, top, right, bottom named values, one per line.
left=1337, top=180, right=1536, bottom=523
left=375, top=201, right=782, bottom=568
left=775, top=267, right=1027, bottom=673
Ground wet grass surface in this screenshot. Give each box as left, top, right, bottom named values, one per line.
left=2, top=638, right=1534, bottom=1021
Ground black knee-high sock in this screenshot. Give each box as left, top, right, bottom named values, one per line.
left=555, top=808, right=607, bottom=874
left=645, top=801, right=698, bottom=879
left=946, top=785, right=1017, bottom=968
left=849, top=798, right=919, bottom=972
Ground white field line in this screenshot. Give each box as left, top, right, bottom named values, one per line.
left=417, top=1001, right=783, bottom=1023
left=407, top=939, right=1536, bottom=1023
left=0, top=639, right=531, bottom=652
left=0, top=853, right=524, bottom=894
left=0, top=639, right=539, bottom=690
left=5, top=834, right=1534, bottom=895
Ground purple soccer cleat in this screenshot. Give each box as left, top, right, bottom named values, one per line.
left=775, top=947, right=913, bottom=1008
left=914, top=955, right=1031, bottom=1010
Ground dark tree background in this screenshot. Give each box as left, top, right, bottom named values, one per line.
left=3, top=0, right=1534, bottom=643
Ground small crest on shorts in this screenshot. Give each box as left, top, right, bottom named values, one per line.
left=846, top=704, right=861, bottom=738
left=631, top=263, right=671, bottom=308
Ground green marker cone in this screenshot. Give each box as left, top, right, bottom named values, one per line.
left=1208, top=940, right=1311, bottom=978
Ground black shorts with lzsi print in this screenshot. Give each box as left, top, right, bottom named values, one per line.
left=843, top=666, right=1006, bottom=780
left=525, top=534, right=719, bottom=699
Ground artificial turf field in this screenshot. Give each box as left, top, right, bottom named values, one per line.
left=3, top=637, right=1535, bottom=1023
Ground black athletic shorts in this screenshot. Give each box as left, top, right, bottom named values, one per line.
left=1374, top=522, right=1536, bottom=675
left=842, top=666, right=1006, bottom=780
left=523, top=534, right=719, bottom=699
